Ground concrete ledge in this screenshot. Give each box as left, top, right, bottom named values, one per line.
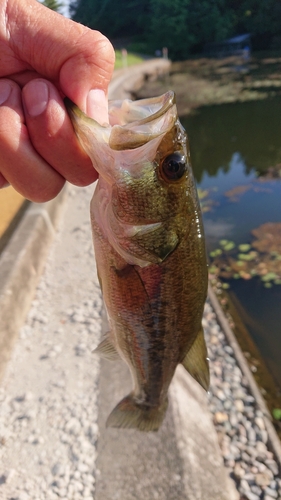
left=208, top=284, right=281, bottom=470
left=0, top=186, right=68, bottom=380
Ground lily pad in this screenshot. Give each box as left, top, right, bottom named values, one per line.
left=209, top=249, right=222, bottom=257
left=209, top=265, right=219, bottom=274
left=273, top=408, right=281, bottom=420
left=238, top=244, right=251, bottom=252
left=224, top=242, right=236, bottom=251
left=219, top=239, right=229, bottom=246
left=261, top=272, right=277, bottom=282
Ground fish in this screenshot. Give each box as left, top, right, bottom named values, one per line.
left=65, top=91, right=209, bottom=432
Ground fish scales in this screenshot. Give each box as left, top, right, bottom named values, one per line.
left=65, top=91, right=209, bottom=431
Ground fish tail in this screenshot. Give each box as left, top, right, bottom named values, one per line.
left=106, top=394, right=168, bottom=432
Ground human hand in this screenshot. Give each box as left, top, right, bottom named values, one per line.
left=0, top=0, right=115, bottom=201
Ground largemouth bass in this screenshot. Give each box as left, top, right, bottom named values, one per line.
left=65, top=91, right=209, bottom=432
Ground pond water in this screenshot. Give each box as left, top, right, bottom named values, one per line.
left=182, top=97, right=281, bottom=391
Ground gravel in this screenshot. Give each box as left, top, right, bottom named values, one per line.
left=0, top=186, right=102, bottom=500
left=0, top=184, right=280, bottom=500
left=204, top=301, right=281, bottom=500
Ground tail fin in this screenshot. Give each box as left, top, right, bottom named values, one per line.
left=106, top=394, right=168, bottom=432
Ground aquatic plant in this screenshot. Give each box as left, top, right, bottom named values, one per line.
left=208, top=222, right=281, bottom=289
left=197, top=187, right=219, bottom=213
left=273, top=408, right=281, bottom=420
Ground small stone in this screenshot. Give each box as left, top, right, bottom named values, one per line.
left=270, top=480, right=277, bottom=490
left=265, top=460, right=279, bottom=476
left=234, top=399, right=244, bottom=412
left=214, top=412, right=228, bottom=424
left=18, top=493, right=30, bottom=500
left=251, top=485, right=262, bottom=496
left=229, top=413, right=238, bottom=427
left=52, top=463, right=65, bottom=477
left=241, top=451, right=251, bottom=463
left=73, top=480, right=84, bottom=492
left=255, top=417, right=265, bottom=430
left=260, top=429, right=268, bottom=443
left=216, top=390, right=226, bottom=401
left=256, top=471, right=272, bottom=487
left=241, top=478, right=251, bottom=491
left=256, top=441, right=268, bottom=459
left=77, top=462, right=89, bottom=473
left=243, top=492, right=260, bottom=500
left=224, top=399, right=232, bottom=410
left=264, top=487, right=278, bottom=498
left=57, top=488, right=68, bottom=497
left=247, top=427, right=256, bottom=443
left=234, top=462, right=245, bottom=478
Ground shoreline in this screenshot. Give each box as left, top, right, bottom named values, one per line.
left=133, top=54, right=281, bottom=117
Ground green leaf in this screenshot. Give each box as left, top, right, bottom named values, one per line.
left=264, top=282, right=272, bottom=288
left=209, top=249, right=222, bottom=257
left=238, top=244, right=251, bottom=252
left=273, top=408, right=281, bottom=420
left=219, top=239, right=229, bottom=246
left=261, top=272, right=277, bottom=282
left=224, top=242, right=236, bottom=251
left=209, top=266, right=218, bottom=274
left=238, top=252, right=256, bottom=261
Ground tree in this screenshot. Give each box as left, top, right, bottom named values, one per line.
left=70, top=0, right=281, bottom=59
left=148, top=0, right=234, bottom=59
left=70, top=0, right=150, bottom=38
left=39, top=0, right=64, bottom=13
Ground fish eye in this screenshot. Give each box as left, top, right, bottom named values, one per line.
left=161, top=153, right=187, bottom=181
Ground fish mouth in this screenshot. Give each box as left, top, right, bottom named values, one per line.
left=65, top=91, right=177, bottom=152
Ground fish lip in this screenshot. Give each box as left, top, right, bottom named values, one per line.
left=64, top=91, right=177, bottom=153
left=115, top=91, right=176, bottom=129
left=108, top=91, right=177, bottom=151
left=64, top=91, right=175, bottom=128
left=64, top=97, right=109, bottom=131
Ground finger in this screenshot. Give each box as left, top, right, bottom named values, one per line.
left=0, top=172, right=9, bottom=189
left=22, top=79, right=97, bottom=186
left=6, top=0, right=115, bottom=113
left=0, top=79, right=65, bottom=202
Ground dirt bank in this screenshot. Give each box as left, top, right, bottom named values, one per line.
left=134, top=53, right=281, bottom=115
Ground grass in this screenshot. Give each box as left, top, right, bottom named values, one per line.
left=114, top=50, right=144, bottom=70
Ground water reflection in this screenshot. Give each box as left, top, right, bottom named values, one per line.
left=184, top=97, right=281, bottom=183
left=182, top=98, right=281, bottom=388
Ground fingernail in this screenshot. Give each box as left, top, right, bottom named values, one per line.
left=0, top=81, right=11, bottom=105
left=87, top=89, right=108, bottom=125
left=24, top=81, right=49, bottom=117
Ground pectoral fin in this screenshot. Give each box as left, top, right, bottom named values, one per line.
left=93, top=337, right=120, bottom=361
left=181, top=328, right=210, bottom=391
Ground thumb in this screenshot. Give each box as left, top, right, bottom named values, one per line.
left=6, top=0, right=115, bottom=113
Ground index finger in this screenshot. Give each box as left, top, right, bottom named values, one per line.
left=5, top=0, right=115, bottom=111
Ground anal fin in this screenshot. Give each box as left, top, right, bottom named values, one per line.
left=93, top=337, right=120, bottom=361
left=181, top=327, right=210, bottom=391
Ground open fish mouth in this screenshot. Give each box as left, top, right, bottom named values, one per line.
left=65, top=91, right=177, bottom=151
